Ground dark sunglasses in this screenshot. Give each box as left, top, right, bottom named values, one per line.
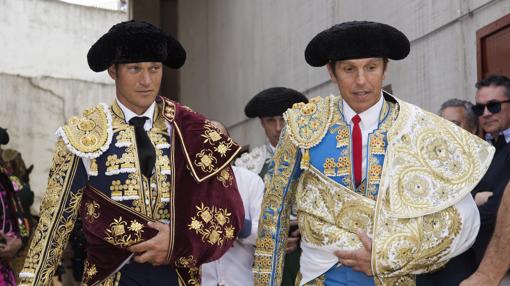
left=472, top=100, right=510, bottom=116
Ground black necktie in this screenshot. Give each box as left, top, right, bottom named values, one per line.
left=494, top=134, right=507, bottom=152
left=129, top=117, right=156, bottom=178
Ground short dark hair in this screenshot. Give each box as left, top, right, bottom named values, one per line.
left=475, top=75, right=510, bottom=99
left=439, top=98, right=478, bottom=131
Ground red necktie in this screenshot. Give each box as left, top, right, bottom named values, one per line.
left=352, top=114, right=362, bottom=187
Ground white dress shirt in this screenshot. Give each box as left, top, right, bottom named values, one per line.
left=342, top=94, right=384, bottom=182
left=201, top=166, right=265, bottom=286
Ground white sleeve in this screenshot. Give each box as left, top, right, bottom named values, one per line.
left=442, top=194, right=480, bottom=261
left=238, top=173, right=265, bottom=246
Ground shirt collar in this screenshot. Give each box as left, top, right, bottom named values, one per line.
left=342, top=91, right=384, bottom=128
left=115, top=97, right=156, bottom=130
left=485, top=127, right=510, bottom=144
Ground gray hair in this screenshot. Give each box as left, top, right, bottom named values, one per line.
left=439, top=98, right=478, bottom=131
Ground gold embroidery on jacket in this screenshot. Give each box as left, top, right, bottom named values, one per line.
left=187, top=267, right=201, bottom=285
left=188, top=203, right=235, bottom=246
left=83, top=261, right=98, bottom=282
left=20, top=140, right=84, bottom=285
left=176, top=255, right=197, bottom=268
left=60, top=104, right=111, bottom=155
left=104, top=217, right=145, bottom=247
left=285, top=95, right=336, bottom=149
left=216, top=168, right=233, bottom=188
left=85, top=200, right=100, bottom=223
left=254, top=127, right=299, bottom=286
left=194, top=149, right=217, bottom=173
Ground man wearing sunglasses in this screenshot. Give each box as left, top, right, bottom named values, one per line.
left=460, top=76, right=510, bottom=286
left=417, top=75, right=510, bottom=286
left=470, top=75, right=510, bottom=267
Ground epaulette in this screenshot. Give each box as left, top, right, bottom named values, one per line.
left=56, top=103, right=113, bottom=159
left=284, top=95, right=336, bottom=149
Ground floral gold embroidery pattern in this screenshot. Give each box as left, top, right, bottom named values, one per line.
left=83, top=261, right=98, bottom=280
left=194, top=149, right=217, bottom=173
left=216, top=168, right=234, bottom=187
left=84, top=200, right=100, bottom=223
left=176, top=255, right=197, bottom=268
left=104, top=217, right=145, bottom=247
left=188, top=203, right=235, bottom=246
left=297, top=169, right=374, bottom=248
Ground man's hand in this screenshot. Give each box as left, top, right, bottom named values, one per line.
left=128, top=221, right=170, bottom=266
left=460, top=271, right=500, bottom=286
left=474, top=191, right=493, bottom=206
left=0, top=232, right=22, bottom=258
left=334, top=230, right=373, bottom=276
left=286, top=221, right=300, bottom=253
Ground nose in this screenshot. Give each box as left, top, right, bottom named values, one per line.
left=276, top=118, right=284, bottom=132
left=139, top=70, right=152, bottom=87
left=356, top=70, right=367, bottom=85
left=482, top=105, right=492, bottom=117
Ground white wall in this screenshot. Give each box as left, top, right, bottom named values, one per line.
left=0, top=0, right=127, bottom=211
left=178, top=0, right=510, bottom=147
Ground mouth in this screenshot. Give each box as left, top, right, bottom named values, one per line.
left=351, top=91, right=371, bottom=97
left=137, top=90, right=154, bottom=95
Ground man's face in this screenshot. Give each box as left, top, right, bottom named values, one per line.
left=440, top=106, right=476, bottom=134
left=108, top=62, right=163, bottom=115
left=260, top=116, right=285, bottom=147
left=475, top=85, right=510, bottom=136
left=327, top=58, right=386, bottom=114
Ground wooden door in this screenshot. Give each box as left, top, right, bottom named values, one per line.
left=477, top=13, right=510, bottom=80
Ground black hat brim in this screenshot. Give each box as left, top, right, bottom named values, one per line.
left=305, top=21, right=410, bottom=67
left=87, top=20, right=186, bottom=72
left=245, top=87, right=308, bottom=118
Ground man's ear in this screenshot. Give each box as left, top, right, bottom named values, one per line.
left=326, top=63, right=338, bottom=84
left=107, top=65, right=117, bottom=80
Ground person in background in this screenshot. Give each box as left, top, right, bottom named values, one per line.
left=235, top=87, right=308, bottom=180
left=418, top=75, right=510, bottom=286
left=469, top=75, right=510, bottom=265
left=1, top=148, right=35, bottom=282
left=439, top=98, right=479, bottom=135
left=0, top=128, right=29, bottom=285
left=201, top=121, right=264, bottom=286
left=235, top=87, right=308, bottom=286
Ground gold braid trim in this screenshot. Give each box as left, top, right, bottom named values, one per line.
left=19, top=140, right=84, bottom=285
left=254, top=126, right=300, bottom=286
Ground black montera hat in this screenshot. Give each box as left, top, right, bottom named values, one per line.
left=87, top=20, right=186, bottom=72
left=305, top=21, right=410, bottom=67
left=244, top=87, right=309, bottom=118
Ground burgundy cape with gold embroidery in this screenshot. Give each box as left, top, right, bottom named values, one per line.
left=80, top=97, right=244, bottom=285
